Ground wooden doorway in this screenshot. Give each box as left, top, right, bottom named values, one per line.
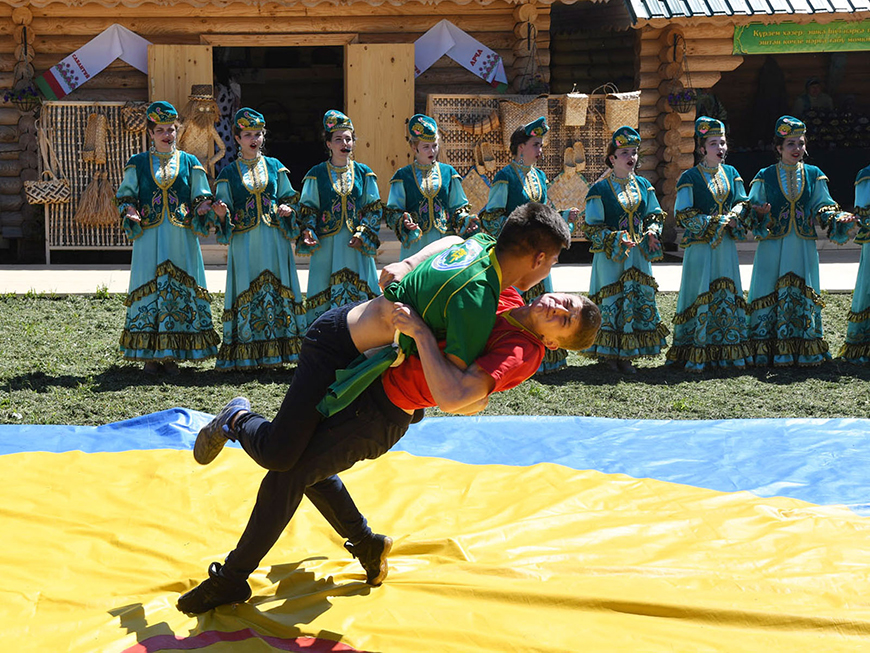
left=345, top=43, right=415, bottom=189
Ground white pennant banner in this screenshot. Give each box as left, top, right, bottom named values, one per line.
left=37, top=24, right=151, bottom=101
left=414, top=20, right=508, bottom=87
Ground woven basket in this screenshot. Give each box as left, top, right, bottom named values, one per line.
left=499, top=96, right=549, bottom=152
left=121, top=102, right=146, bottom=133
left=564, top=93, right=589, bottom=127
left=462, top=168, right=491, bottom=216
left=548, top=169, right=590, bottom=215
left=605, top=91, right=641, bottom=132
left=25, top=170, right=71, bottom=205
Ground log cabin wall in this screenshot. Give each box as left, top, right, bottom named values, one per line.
left=0, top=0, right=559, bottom=261
left=548, top=0, right=636, bottom=96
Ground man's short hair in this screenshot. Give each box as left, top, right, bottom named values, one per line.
left=560, top=296, right=601, bottom=351
left=496, top=202, right=571, bottom=258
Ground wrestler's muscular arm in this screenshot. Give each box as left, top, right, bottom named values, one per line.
left=391, top=303, right=495, bottom=414
left=378, top=235, right=464, bottom=288
left=349, top=235, right=467, bottom=353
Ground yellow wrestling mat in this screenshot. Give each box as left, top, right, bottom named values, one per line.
left=2, top=447, right=869, bottom=652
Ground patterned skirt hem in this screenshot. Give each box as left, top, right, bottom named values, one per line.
left=751, top=337, right=830, bottom=367
left=585, top=323, right=670, bottom=360
left=216, top=338, right=303, bottom=370
left=672, top=277, right=747, bottom=326
left=536, top=348, right=568, bottom=374
left=666, top=343, right=755, bottom=368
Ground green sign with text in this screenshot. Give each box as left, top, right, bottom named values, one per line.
left=733, top=20, right=870, bottom=55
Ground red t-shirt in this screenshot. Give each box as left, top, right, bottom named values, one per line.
left=381, top=287, right=545, bottom=410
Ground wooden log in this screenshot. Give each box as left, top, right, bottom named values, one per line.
left=513, top=20, right=548, bottom=40
left=639, top=122, right=658, bottom=140
left=72, top=70, right=147, bottom=89
left=0, top=125, right=17, bottom=143
left=20, top=168, right=38, bottom=182
left=679, top=138, right=695, bottom=155
left=62, top=88, right=148, bottom=103
left=1, top=210, right=24, bottom=224
left=687, top=55, right=744, bottom=73
left=673, top=71, right=722, bottom=89
left=18, top=113, right=36, bottom=134
left=0, top=142, right=22, bottom=154
left=514, top=4, right=539, bottom=23
left=12, top=7, right=32, bottom=25
left=642, top=73, right=671, bottom=90
left=663, top=129, right=683, bottom=148
left=19, top=150, right=38, bottom=168
left=658, top=25, right=684, bottom=50
left=686, top=39, right=735, bottom=57
left=640, top=105, right=658, bottom=120
left=30, top=1, right=520, bottom=19
left=28, top=14, right=521, bottom=38
left=641, top=170, right=660, bottom=186
left=19, top=132, right=37, bottom=151
left=637, top=155, right=658, bottom=171
left=661, top=178, right=679, bottom=197
left=0, top=193, right=23, bottom=212
left=658, top=61, right=681, bottom=80
left=639, top=57, right=660, bottom=74
left=656, top=111, right=683, bottom=132
left=0, top=177, right=22, bottom=194
left=14, top=25, right=35, bottom=45
left=640, top=90, right=659, bottom=107
left=661, top=145, right=680, bottom=163
left=0, top=108, right=21, bottom=126
left=661, top=161, right=683, bottom=178
left=420, top=68, right=494, bottom=86
left=330, top=31, right=530, bottom=51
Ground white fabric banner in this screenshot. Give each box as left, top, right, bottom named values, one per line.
left=414, top=20, right=507, bottom=87
left=37, top=24, right=151, bottom=100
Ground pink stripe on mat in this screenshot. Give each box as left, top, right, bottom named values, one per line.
left=123, top=629, right=364, bottom=652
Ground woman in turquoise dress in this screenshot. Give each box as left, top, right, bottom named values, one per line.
left=666, top=117, right=752, bottom=372
left=479, top=116, right=576, bottom=373
left=116, top=101, right=219, bottom=375
left=297, top=110, right=382, bottom=326
left=385, top=113, right=479, bottom=258
left=746, top=115, right=855, bottom=367
left=210, top=108, right=305, bottom=370
left=837, top=163, right=870, bottom=363
left=582, top=126, right=668, bottom=374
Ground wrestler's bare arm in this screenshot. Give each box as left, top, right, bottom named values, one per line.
left=378, top=235, right=464, bottom=288
left=348, top=235, right=467, bottom=355
left=391, top=303, right=496, bottom=414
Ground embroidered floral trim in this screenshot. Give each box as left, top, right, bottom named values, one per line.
left=672, top=277, right=748, bottom=326
left=124, top=260, right=212, bottom=306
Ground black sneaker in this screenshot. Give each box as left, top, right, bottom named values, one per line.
left=176, top=562, right=252, bottom=615
left=194, top=397, right=251, bottom=465
left=344, top=534, right=393, bottom=586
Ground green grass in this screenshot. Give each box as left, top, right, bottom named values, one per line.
left=1, top=291, right=869, bottom=425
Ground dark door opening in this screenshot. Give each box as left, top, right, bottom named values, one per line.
left=214, top=45, right=344, bottom=188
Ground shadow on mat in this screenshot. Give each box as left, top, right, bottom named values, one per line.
left=108, top=562, right=381, bottom=652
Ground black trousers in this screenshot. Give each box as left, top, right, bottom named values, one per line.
left=223, top=302, right=417, bottom=581
left=223, top=380, right=415, bottom=581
